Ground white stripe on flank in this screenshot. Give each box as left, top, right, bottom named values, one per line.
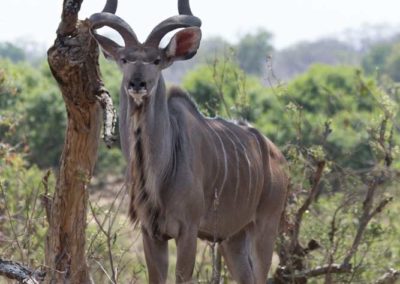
left=219, top=124, right=241, bottom=201
left=206, top=121, right=228, bottom=196
left=250, top=132, right=263, bottom=200
left=224, top=126, right=252, bottom=202
left=204, top=121, right=221, bottom=191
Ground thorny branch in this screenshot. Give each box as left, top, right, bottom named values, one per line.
left=291, top=161, right=326, bottom=248
left=0, top=183, right=25, bottom=263
left=343, top=119, right=394, bottom=267
left=87, top=185, right=127, bottom=284
left=289, top=263, right=350, bottom=279
left=274, top=117, right=396, bottom=283
left=273, top=161, right=326, bottom=284
left=212, top=56, right=232, bottom=119
left=89, top=203, right=117, bottom=284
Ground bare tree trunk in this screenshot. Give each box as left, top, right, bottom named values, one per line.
left=44, top=1, right=115, bottom=283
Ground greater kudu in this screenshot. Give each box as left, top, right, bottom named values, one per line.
left=90, top=1, right=288, bottom=283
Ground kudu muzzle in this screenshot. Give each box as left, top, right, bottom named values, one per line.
left=127, top=79, right=147, bottom=106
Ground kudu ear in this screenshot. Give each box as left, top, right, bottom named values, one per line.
left=92, top=33, right=121, bottom=60
left=164, top=27, right=202, bottom=61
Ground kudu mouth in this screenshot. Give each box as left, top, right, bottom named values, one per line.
left=126, top=86, right=148, bottom=106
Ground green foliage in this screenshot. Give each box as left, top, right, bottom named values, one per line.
left=1, top=37, right=399, bottom=283
left=262, top=64, right=398, bottom=169
left=166, top=30, right=274, bottom=82
left=298, top=188, right=400, bottom=283
left=182, top=57, right=267, bottom=120
left=0, top=59, right=66, bottom=168
left=0, top=87, right=52, bottom=266
left=184, top=62, right=398, bottom=170
left=362, top=43, right=393, bottom=76
left=362, top=39, right=400, bottom=83
left=0, top=151, right=50, bottom=267
left=182, top=64, right=220, bottom=117
left=0, top=57, right=125, bottom=175
left=95, top=144, right=126, bottom=178
left=182, top=60, right=399, bottom=282
left=99, top=57, right=122, bottom=105
left=235, top=29, right=274, bottom=75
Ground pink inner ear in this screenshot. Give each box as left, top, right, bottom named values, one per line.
left=175, top=30, right=197, bottom=57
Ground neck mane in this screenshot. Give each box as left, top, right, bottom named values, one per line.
left=127, top=76, right=180, bottom=236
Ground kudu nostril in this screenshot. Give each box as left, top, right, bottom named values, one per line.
left=129, top=79, right=147, bottom=92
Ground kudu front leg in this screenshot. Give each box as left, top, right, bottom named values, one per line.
left=175, top=227, right=198, bottom=283
left=142, top=227, right=169, bottom=284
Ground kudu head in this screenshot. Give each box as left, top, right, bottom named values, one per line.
left=90, top=0, right=202, bottom=105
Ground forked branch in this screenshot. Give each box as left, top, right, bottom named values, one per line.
left=291, top=160, right=325, bottom=248
left=274, top=116, right=396, bottom=283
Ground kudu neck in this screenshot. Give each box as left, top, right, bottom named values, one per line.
left=143, top=75, right=170, bottom=132
left=130, top=74, right=176, bottom=197
left=131, top=74, right=173, bottom=157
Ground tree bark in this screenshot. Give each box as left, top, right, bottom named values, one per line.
left=0, top=258, right=45, bottom=283
left=44, top=1, right=114, bottom=283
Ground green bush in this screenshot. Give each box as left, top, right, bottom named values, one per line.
left=0, top=58, right=126, bottom=177
left=0, top=75, right=52, bottom=266
left=1, top=46, right=399, bottom=283
left=0, top=59, right=65, bottom=168
left=183, top=57, right=267, bottom=120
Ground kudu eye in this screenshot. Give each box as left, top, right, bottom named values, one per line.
left=153, top=58, right=161, bottom=65
left=121, top=58, right=128, bottom=64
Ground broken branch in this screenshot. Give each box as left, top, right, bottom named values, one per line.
left=0, top=258, right=45, bottom=284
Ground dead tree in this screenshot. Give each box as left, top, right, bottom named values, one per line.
left=44, top=0, right=115, bottom=283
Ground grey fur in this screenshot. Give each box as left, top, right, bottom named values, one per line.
left=90, top=1, right=288, bottom=283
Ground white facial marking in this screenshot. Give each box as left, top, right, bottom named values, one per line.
left=127, top=88, right=148, bottom=106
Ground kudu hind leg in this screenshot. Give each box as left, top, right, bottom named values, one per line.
left=175, top=227, right=198, bottom=283
left=220, top=229, right=256, bottom=284
left=252, top=219, right=281, bottom=284
left=142, top=227, right=169, bottom=284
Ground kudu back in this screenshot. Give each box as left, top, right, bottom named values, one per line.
left=90, top=1, right=288, bottom=283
